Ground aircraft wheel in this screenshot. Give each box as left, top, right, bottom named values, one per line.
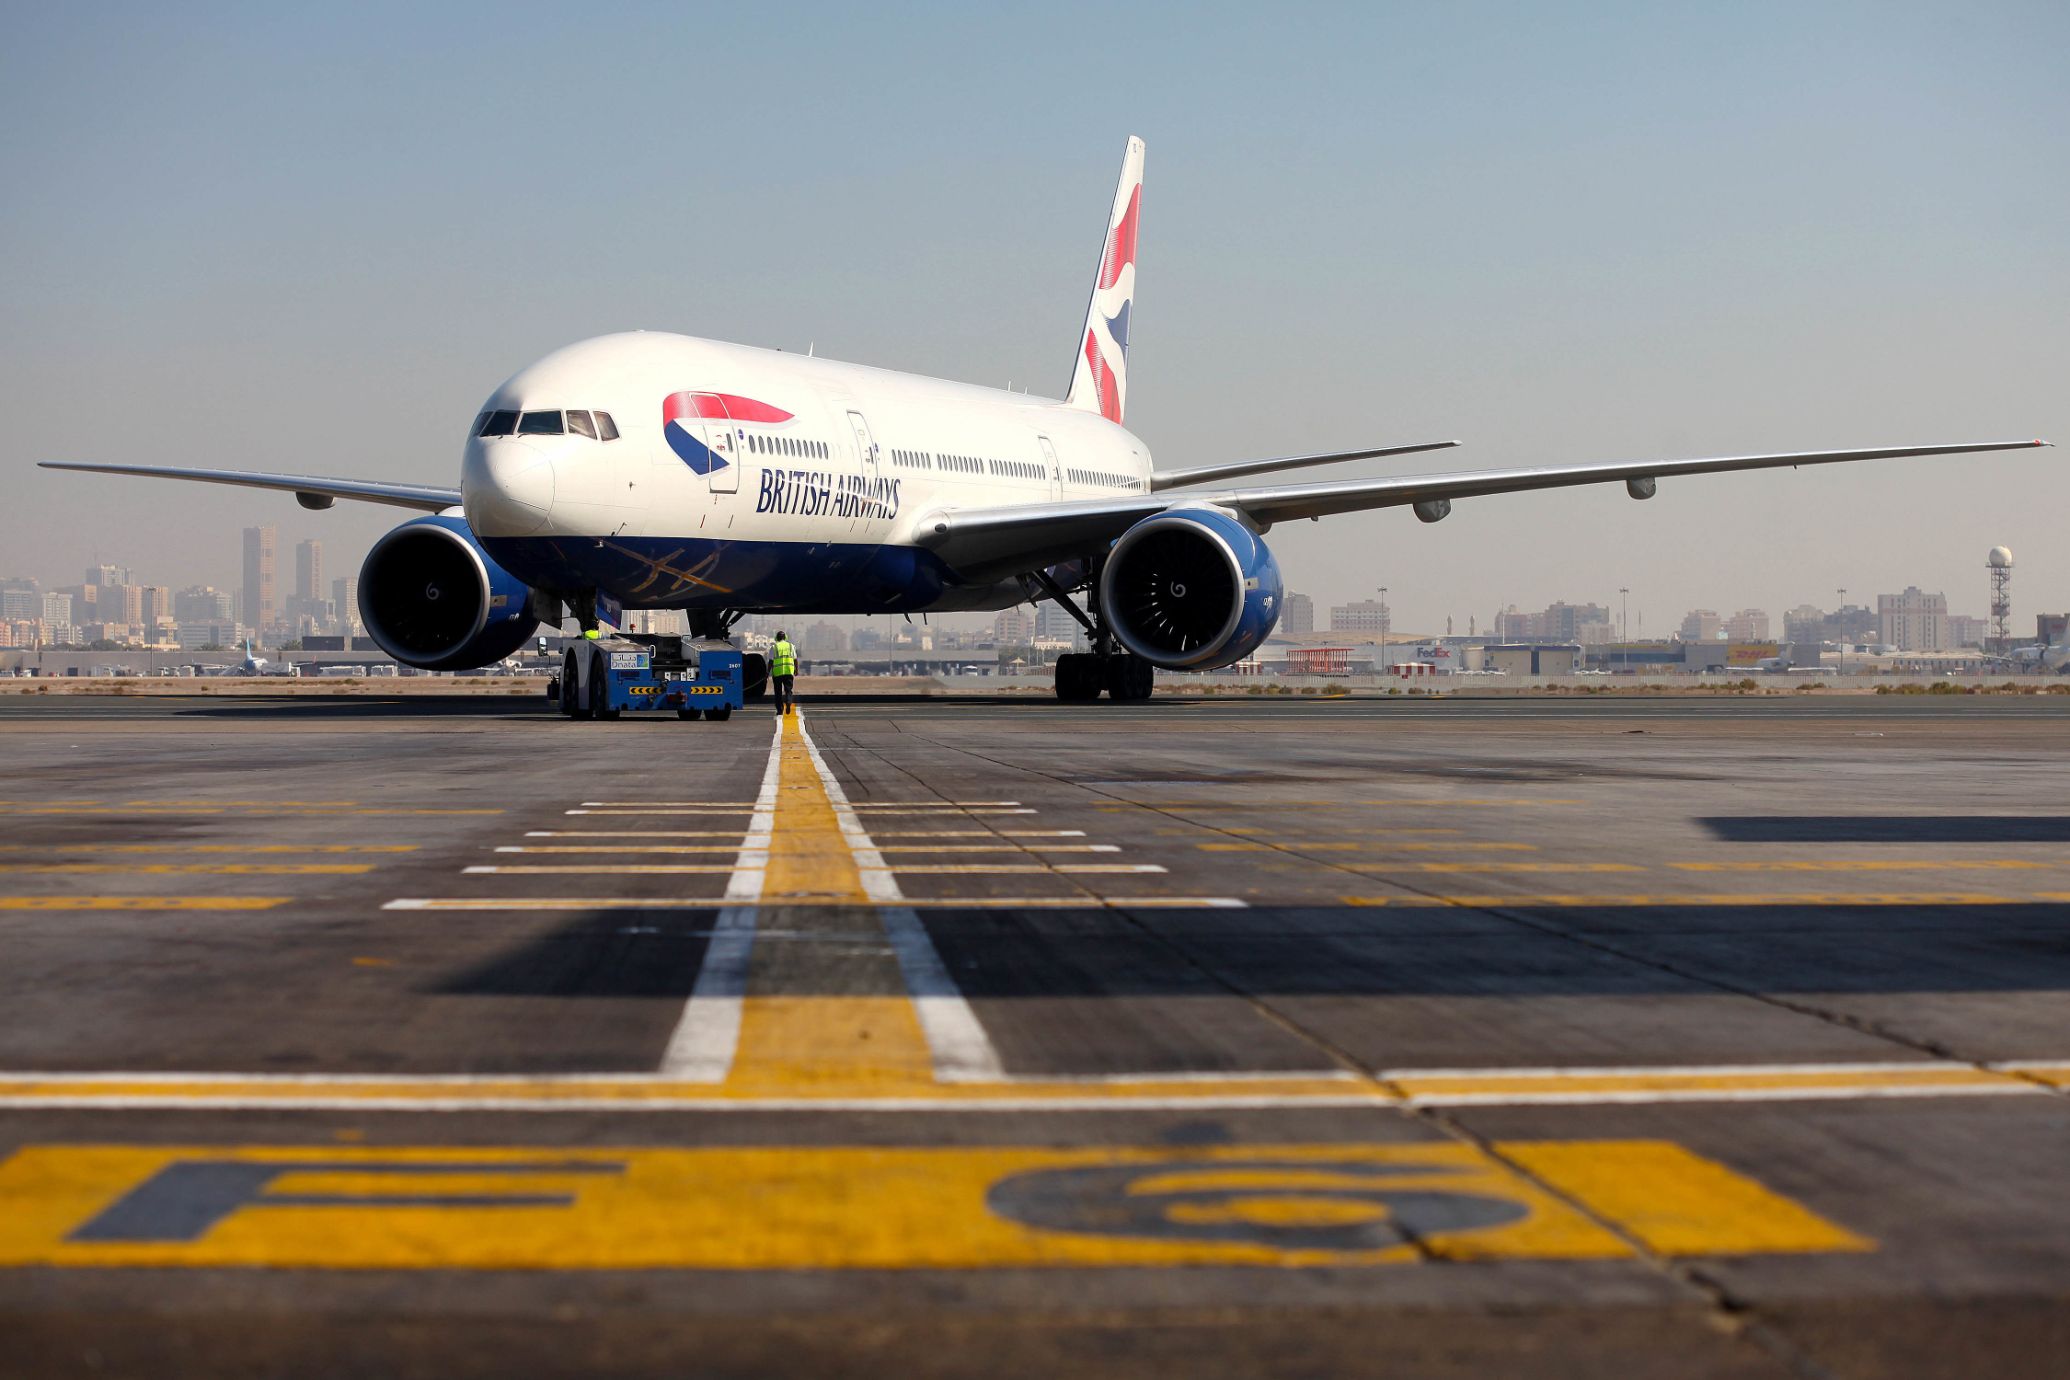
left=743, top=653, right=769, bottom=702
left=1105, top=653, right=1155, bottom=701
left=1054, top=654, right=1101, bottom=702
left=707, top=707, right=733, bottom=722
left=677, top=708, right=704, bottom=721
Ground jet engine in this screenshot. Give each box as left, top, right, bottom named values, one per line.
left=1096, top=508, right=1283, bottom=670
left=358, top=516, right=539, bottom=671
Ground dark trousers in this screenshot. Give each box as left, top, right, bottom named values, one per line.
left=773, top=674, right=795, bottom=712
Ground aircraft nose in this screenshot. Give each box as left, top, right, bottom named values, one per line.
left=463, top=438, right=556, bottom=537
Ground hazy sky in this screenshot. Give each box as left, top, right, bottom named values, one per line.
left=5, top=2, right=2065, bottom=636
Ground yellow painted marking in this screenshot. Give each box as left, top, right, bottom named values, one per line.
left=1671, top=860, right=2052, bottom=873
left=0, top=863, right=375, bottom=876
left=1504, top=1142, right=1870, bottom=1257
left=490, top=844, right=1117, bottom=855
left=873, top=831, right=1087, bottom=839
left=0, top=897, right=289, bottom=911
left=1200, top=842, right=1535, bottom=852
left=1340, top=893, right=2040, bottom=908
left=466, top=865, right=739, bottom=875
left=1158, top=827, right=1459, bottom=837
left=870, top=864, right=1163, bottom=875
left=1345, top=862, right=1641, bottom=874
left=0, top=844, right=416, bottom=855
left=0, top=1140, right=1867, bottom=1270
left=1391, top=1063, right=2025, bottom=1104
left=727, top=712, right=935, bottom=1094
left=1101, top=800, right=1581, bottom=811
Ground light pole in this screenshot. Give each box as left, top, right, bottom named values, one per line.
left=1619, top=586, right=1629, bottom=674
left=1376, top=586, right=1389, bottom=668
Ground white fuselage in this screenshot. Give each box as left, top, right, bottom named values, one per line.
left=461, top=332, right=1152, bottom=613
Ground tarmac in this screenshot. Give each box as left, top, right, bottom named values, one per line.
left=0, top=690, right=2066, bottom=1377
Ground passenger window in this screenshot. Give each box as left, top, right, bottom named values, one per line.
left=478, top=410, right=518, bottom=437
left=566, top=410, right=597, bottom=440
left=518, top=411, right=564, bottom=436
left=595, top=411, right=619, bottom=440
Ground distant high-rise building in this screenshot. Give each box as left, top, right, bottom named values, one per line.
left=1723, top=609, right=1770, bottom=642
left=1783, top=604, right=1826, bottom=645
left=242, top=525, right=279, bottom=631
left=1878, top=587, right=1948, bottom=652
left=1281, top=592, right=1314, bottom=635
left=175, top=586, right=237, bottom=625
left=85, top=564, right=130, bottom=588
left=332, top=577, right=360, bottom=634
left=41, top=592, right=73, bottom=625
left=992, top=607, right=1035, bottom=645
left=1331, top=599, right=1390, bottom=635
left=1034, top=597, right=1088, bottom=644
left=804, top=620, right=849, bottom=653
left=294, top=540, right=324, bottom=604
left=1947, top=614, right=1989, bottom=648
left=0, top=587, right=40, bottom=621
left=1678, top=609, right=1721, bottom=642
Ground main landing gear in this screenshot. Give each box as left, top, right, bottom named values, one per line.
left=1054, top=650, right=1155, bottom=702
left=1034, top=572, right=1155, bottom=703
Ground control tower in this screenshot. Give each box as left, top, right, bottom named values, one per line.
left=1988, top=547, right=2013, bottom=652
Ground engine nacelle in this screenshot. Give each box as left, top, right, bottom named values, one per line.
left=1098, top=508, right=1283, bottom=670
left=358, top=516, right=539, bottom=671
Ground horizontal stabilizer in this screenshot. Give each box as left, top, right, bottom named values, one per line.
left=1150, top=440, right=1459, bottom=491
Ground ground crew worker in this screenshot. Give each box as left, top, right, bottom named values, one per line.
left=770, top=630, right=798, bottom=714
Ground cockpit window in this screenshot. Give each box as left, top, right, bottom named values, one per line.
left=566, top=409, right=597, bottom=440
left=478, top=410, right=518, bottom=437
left=595, top=411, right=619, bottom=440
left=517, top=410, right=564, bottom=436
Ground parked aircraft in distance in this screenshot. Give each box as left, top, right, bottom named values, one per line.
left=45, top=138, right=2050, bottom=701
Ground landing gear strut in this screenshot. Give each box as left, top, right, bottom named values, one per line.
left=1034, top=571, right=1155, bottom=703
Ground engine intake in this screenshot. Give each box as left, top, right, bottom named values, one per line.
left=1098, top=508, right=1283, bottom=670
left=358, top=516, right=539, bottom=671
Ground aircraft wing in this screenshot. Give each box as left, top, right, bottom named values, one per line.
left=38, top=462, right=460, bottom=513
left=915, top=440, right=2051, bottom=580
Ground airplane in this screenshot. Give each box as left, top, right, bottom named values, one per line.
left=229, top=638, right=267, bottom=677
left=2011, top=625, right=2070, bottom=672
left=42, top=137, right=2052, bottom=703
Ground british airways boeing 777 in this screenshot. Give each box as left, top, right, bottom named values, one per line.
left=44, top=138, right=2049, bottom=701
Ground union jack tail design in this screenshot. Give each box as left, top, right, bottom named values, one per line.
left=1064, top=136, right=1143, bottom=426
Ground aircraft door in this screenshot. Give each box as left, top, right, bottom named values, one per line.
left=846, top=411, right=880, bottom=477
left=1037, top=435, right=1062, bottom=500
left=702, top=420, right=740, bottom=494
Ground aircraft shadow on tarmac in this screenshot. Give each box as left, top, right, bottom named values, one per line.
left=429, top=904, right=2070, bottom=1000
left=1704, top=815, right=2070, bottom=843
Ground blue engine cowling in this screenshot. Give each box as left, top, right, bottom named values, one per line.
left=357, top=516, right=539, bottom=671
left=1097, top=508, right=1283, bottom=670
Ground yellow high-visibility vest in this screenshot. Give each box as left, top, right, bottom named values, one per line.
left=770, top=640, right=797, bottom=676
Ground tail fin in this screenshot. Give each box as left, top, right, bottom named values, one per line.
left=1064, top=136, right=1144, bottom=426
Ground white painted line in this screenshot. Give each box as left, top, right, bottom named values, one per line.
left=870, top=830, right=1087, bottom=839
left=655, top=907, right=756, bottom=1081
left=1374, top=1058, right=1974, bottom=1080
left=654, top=717, right=784, bottom=1078
left=465, top=865, right=743, bottom=875
left=526, top=830, right=750, bottom=839
left=794, top=712, right=1003, bottom=1074
left=1401, top=1085, right=2045, bottom=1108
left=496, top=846, right=754, bottom=855
left=0, top=1093, right=1392, bottom=1114
left=846, top=801, right=1022, bottom=809
left=582, top=801, right=756, bottom=808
